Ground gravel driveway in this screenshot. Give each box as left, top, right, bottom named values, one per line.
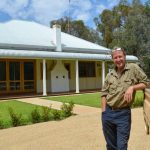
left=0, top=98, right=150, bottom=150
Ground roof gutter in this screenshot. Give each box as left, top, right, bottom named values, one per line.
left=0, top=49, right=138, bottom=62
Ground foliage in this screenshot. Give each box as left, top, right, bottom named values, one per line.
left=51, top=109, right=61, bottom=120
left=132, top=91, right=144, bottom=107
left=45, top=93, right=100, bottom=108
left=45, top=91, right=144, bottom=108
left=0, top=101, right=74, bottom=129
left=94, top=0, right=150, bottom=76
left=50, top=17, right=102, bottom=45
left=61, top=101, right=74, bottom=117
left=8, top=107, right=23, bottom=127
left=0, top=120, right=4, bottom=129
left=41, top=106, right=51, bottom=121
left=31, top=107, right=41, bottom=123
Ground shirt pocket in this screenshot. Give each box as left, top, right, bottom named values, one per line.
left=124, top=79, right=133, bottom=89
left=109, top=81, right=117, bottom=94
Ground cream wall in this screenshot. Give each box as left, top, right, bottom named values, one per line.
left=36, top=59, right=103, bottom=93
left=36, top=59, right=54, bottom=93
left=63, top=60, right=102, bottom=91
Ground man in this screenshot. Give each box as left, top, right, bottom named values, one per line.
left=101, top=47, right=148, bottom=150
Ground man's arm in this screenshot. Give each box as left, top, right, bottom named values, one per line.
left=101, top=96, right=107, bottom=112
left=124, top=83, right=146, bottom=103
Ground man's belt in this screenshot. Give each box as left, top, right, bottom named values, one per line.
left=107, top=105, right=130, bottom=111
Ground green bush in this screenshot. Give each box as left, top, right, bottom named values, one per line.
left=132, top=97, right=143, bottom=108
left=0, top=120, right=4, bottom=129
left=41, top=106, right=51, bottom=121
left=31, top=107, right=41, bottom=123
left=8, top=107, right=23, bottom=127
left=132, top=92, right=144, bottom=108
left=52, top=109, right=61, bottom=120
left=61, top=101, right=74, bottom=117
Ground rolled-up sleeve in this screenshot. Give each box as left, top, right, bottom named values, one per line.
left=134, top=64, right=149, bottom=86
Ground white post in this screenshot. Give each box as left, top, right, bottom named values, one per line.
left=75, top=60, right=79, bottom=93
left=102, top=61, right=105, bottom=87
left=43, top=59, right=47, bottom=96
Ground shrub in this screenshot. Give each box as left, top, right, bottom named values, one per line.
left=52, top=109, right=61, bottom=120
left=41, top=106, right=51, bottom=121
left=0, top=120, right=4, bottom=129
left=31, top=107, right=41, bottom=123
left=61, top=101, right=74, bottom=117
left=132, top=91, right=144, bottom=108
left=8, top=107, right=22, bottom=127
left=132, top=97, right=143, bottom=108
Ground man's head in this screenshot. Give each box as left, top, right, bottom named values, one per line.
left=111, top=47, right=126, bottom=72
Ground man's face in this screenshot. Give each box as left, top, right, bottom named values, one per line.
left=112, top=50, right=126, bottom=71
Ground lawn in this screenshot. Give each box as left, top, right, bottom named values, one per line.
left=45, top=91, right=144, bottom=108
left=0, top=100, right=74, bottom=129
left=0, top=100, right=43, bottom=128
left=45, top=92, right=101, bottom=108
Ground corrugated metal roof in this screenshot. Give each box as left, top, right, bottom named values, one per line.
left=0, top=20, right=138, bottom=62
left=0, top=49, right=138, bottom=61
left=0, top=20, right=110, bottom=54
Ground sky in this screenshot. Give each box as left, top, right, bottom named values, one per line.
left=0, top=0, right=148, bottom=28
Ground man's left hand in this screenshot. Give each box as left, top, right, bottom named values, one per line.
left=124, top=86, right=134, bottom=103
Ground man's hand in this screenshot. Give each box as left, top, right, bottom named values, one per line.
left=124, top=86, right=134, bottom=103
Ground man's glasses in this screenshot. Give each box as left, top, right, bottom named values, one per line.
left=112, top=47, right=122, bottom=52
left=111, top=47, right=126, bottom=56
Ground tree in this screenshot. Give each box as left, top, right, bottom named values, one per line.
left=94, top=0, right=150, bottom=76
left=50, top=17, right=102, bottom=45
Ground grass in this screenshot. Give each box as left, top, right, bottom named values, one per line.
left=45, top=92, right=101, bottom=108
left=0, top=100, right=74, bottom=129
left=45, top=91, right=144, bottom=108
left=0, top=100, right=45, bottom=128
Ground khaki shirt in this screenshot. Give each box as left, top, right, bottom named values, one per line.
left=101, top=63, right=148, bottom=108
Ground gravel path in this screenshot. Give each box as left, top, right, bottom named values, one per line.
left=0, top=98, right=150, bottom=150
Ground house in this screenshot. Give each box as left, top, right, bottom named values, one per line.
left=0, top=20, right=138, bottom=97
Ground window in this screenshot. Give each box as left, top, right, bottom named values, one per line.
left=0, top=61, right=6, bottom=81
left=9, top=62, right=20, bottom=91
left=0, top=61, right=6, bottom=91
left=24, top=62, right=34, bottom=80
left=79, top=62, right=96, bottom=77
left=24, top=62, right=34, bottom=90
left=9, top=62, right=20, bottom=80
left=0, top=59, right=35, bottom=93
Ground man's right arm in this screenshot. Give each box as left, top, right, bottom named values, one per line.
left=101, top=96, right=107, bottom=112
left=101, top=74, right=109, bottom=112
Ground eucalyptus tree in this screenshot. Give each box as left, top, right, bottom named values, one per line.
left=94, top=0, right=130, bottom=48
left=50, top=17, right=102, bottom=45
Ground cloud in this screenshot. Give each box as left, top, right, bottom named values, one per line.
left=0, top=0, right=69, bottom=25
left=0, top=0, right=121, bottom=28
left=107, top=0, right=120, bottom=8
left=0, top=0, right=29, bottom=18
left=96, top=4, right=107, bottom=14
left=70, top=0, right=93, bottom=22
left=29, top=0, right=69, bottom=25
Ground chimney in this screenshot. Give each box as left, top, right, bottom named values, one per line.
left=52, top=24, right=61, bottom=52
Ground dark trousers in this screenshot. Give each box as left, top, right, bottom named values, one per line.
left=101, top=106, right=131, bottom=150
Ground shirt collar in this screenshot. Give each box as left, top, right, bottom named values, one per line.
left=110, top=63, right=130, bottom=77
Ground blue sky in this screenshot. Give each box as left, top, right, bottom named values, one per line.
left=0, top=0, right=148, bottom=28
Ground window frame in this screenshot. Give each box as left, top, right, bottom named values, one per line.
left=79, top=61, right=96, bottom=77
